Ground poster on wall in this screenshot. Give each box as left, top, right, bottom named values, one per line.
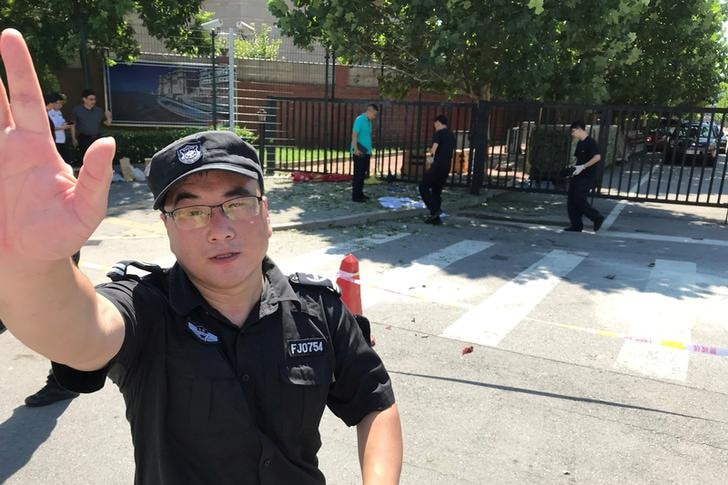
left=105, top=61, right=229, bottom=126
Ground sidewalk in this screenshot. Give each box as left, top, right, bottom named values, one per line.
left=104, top=172, right=499, bottom=233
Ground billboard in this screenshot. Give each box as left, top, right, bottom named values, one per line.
left=105, top=61, right=229, bottom=126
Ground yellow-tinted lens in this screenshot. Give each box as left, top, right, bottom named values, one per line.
left=173, top=206, right=211, bottom=229
left=223, top=197, right=260, bottom=220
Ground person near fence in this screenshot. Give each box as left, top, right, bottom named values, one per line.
left=0, top=29, right=402, bottom=485
left=45, top=91, right=72, bottom=162
left=71, top=88, right=111, bottom=163
left=419, top=115, right=455, bottom=225
left=565, top=120, right=605, bottom=232
left=350, top=103, right=378, bottom=202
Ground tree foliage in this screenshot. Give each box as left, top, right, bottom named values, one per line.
left=268, top=0, right=727, bottom=106
left=234, top=25, right=282, bottom=60
left=0, top=0, right=206, bottom=89
left=606, top=0, right=728, bottom=106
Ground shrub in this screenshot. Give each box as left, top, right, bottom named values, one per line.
left=105, top=126, right=257, bottom=164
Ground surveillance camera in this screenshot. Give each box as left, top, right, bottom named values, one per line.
left=236, top=20, right=255, bottom=32
left=201, top=18, right=223, bottom=30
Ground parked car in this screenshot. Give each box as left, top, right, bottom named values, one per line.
left=645, top=126, right=674, bottom=151
left=664, top=122, right=720, bottom=167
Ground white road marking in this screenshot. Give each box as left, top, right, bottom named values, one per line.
left=614, top=259, right=697, bottom=381
left=604, top=231, right=728, bottom=248
left=278, top=233, right=410, bottom=275
left=600, top=201, right=628, bottom=232
left=441, top=249, right=585, bottom=346
left=601, top=164, right=661, bottom=232
left=362, top=240, right=494, bottom=308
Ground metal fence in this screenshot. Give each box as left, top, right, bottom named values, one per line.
left=264, top=97, right=728, bottom=208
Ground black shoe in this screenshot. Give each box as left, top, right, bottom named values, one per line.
left=593, top=216, right=605, bottom=232
left=24, top=380, right=79, bottom=407
left=424, top=215, right=442, bottom=225
left=563, top=226, right=582, bottom=232
left=352, top=197, right=367, bottom=203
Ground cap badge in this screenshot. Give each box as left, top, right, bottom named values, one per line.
left=177, top=143, right=202, bottom=165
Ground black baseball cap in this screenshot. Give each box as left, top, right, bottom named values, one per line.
left=147, top=130, right=264, bottom=210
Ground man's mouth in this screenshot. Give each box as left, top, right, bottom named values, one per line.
left=210, top=252, right=238, bottom=261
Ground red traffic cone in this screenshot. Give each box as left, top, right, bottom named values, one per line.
left=336, top=253, right=362, bottom=315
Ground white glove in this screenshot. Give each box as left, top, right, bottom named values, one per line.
left=572, top=164, right=586, bottom=176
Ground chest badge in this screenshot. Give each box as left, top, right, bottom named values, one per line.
left=187, top=322, right=219, bottom=344
left=288, top=338, right=326, bottom=357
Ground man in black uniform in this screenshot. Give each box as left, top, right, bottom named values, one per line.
left=419, top=114, right=455, bottom=225
left=0, top=29, right=402, bottom=485
left=564, top=120, right=605, bottom=232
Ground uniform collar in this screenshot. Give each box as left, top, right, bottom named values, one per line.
left=168, top=256, right=302, bottom=318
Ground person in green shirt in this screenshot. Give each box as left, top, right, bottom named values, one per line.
left=350, top=104, right=378, bottom=202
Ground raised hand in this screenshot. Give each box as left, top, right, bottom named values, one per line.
left=0, top=29, right=115, bottom=262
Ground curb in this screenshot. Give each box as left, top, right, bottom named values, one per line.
left=272, top=189, right=504, bottom=231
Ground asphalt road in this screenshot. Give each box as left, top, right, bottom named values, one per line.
left=1, top=191, right=727, bottom=485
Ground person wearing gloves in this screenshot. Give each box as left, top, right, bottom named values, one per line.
left=564, top=120, right=605, bottom=232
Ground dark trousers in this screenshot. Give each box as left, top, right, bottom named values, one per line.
left=567, top=175, right=602, bottom=229
left=55, top=142, right=68, bottom=163
left=352, top=153, right=370, bottom=199
left=77, top=134, right=99, bottom=162
left=419, top=170, right=448, bottom=215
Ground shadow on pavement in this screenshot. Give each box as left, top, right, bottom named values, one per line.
left=0, top=402, right=72, bottom=482
left=390, top=371, right=725, bottom=424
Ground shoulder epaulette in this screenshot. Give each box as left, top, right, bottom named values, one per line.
left=106, top=260, right=167, bottom=282
left=288, top=272, right=341, bottom=296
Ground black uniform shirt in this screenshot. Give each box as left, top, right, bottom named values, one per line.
left=432, top=127, right=456, bottom=175
left=53, top=257, right=395, bottom=485
left=574, top=136, right=600, bottom=179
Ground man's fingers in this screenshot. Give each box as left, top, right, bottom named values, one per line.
left=75, top=137, right=115, bottom=217
left=0, top=30, right=49, bottom=134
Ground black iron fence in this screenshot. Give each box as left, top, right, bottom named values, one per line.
left=262, top=97, right=728, bottom=208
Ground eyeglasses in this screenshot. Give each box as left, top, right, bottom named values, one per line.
left=162, top=195, right=263, bottom=230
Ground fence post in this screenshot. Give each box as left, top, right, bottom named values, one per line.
left=228, top=29, right=236, bottom=130
left=266, top=98, right=277, bottom=173
left=597, top=107, right=612, bottom=194
left=470, top=100, right=490, bottom=195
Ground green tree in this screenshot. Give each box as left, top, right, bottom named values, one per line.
left=0, top=0, right=207, bottom=89
left=606, top=0, right=728, bottom=107
left=234, top=24, right=282, bottom=60
left=268, top=0, right=651, bottom=102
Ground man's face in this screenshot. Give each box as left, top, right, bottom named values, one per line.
left=366, top=108, right=378, bottom=121
left=571, top=127, right=585, bottom=140
left=162, top=171, right=272, bottom=292
left=83, top=95, right=96, bottom=107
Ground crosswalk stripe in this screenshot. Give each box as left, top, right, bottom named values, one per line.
left=440, top=249, right=586, bottom=347
left=278, top=233, right=410, bottom=275
left=362, top=240, right=494, bottom=308
left=614, top=259, right=697, bottom=381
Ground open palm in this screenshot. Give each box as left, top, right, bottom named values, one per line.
left=0, top=29, right=114, bottom=261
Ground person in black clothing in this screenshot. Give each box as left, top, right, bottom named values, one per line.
left=419, top=114, right=455, bottom=225
left=0, top=29, right=402, bottom=485
left=564, top=120, right=605, bottom=232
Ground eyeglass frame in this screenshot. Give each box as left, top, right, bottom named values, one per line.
left=161, top=195, right=264, bottom=229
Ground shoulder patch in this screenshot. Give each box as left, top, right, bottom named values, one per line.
left=106, top=260, right=167, bottom=282
left=289, top=272, right=341, bottom=296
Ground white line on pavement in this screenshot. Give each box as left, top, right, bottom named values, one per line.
left=604, top=231, right=728, bottom=248
left=278, top=233, right=411, bottom=275
left=601, top=164, right=661, bottom=232
left=363, top=240, right=494, bottom=308
left=614, top=259, right=697, bottom=381
left=440, top=249, right=586, bottom=347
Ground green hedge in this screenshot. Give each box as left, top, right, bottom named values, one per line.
left=104, top=126, right=257, bottom=164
